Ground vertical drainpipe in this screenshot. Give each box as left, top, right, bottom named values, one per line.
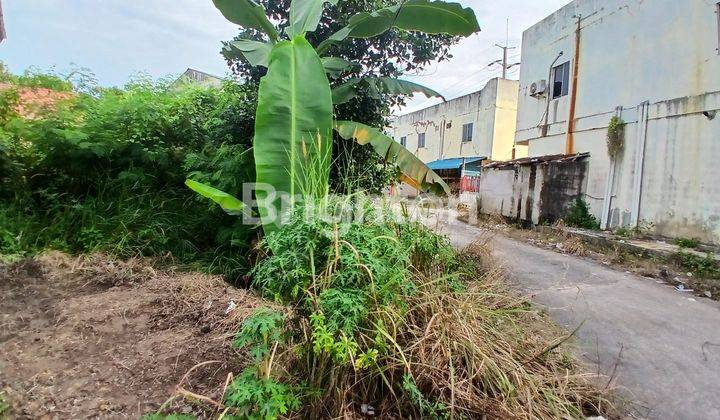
left=631, top=101, right=650, bottom=228
left=565, top=15, right=582, bottom=155
left=601, top=106, right=623, bottom=230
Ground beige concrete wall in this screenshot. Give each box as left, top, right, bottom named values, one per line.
left=515, top=0, right=720, bottom=243
left=390, top=78, right=520, bottom=163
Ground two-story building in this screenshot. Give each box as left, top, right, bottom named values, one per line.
left=514, top=0, right=720, bottom=243
left=391, top=78, right=525, bottom=166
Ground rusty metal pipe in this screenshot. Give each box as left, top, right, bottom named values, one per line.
left=566, top=15, right=583, bottom=155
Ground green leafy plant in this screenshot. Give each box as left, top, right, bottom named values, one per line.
left=606, top=116, right=625, bottom=158
left=673, top=237, right=701, bottom=249
left=234, top=308, right=285, bottom=363
left=565, top=198, right=601, bottom=230
left=402, top=374, right=451, bottom=419
left=674, top=252, right=720, bottom=279
left=189, top=0, right=480, bottom=234
left=0, top=392, right=9, bottom=418
left=0, top=71, right=257, bottom=280
left=225, top=369, right=301, bottom=419
left=226, top=308, right=303, bottom=419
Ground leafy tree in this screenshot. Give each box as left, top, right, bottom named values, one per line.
left=221, top=0, right=462, bottom=192
left=192, top=0, right=478, bottom=235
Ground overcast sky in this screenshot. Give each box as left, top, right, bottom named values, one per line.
left=0, top=0, right=570, bottom=114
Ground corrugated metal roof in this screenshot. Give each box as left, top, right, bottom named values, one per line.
left=483, top=153, right=590, bottom=169
left=427, top=157, right=486, bottom=171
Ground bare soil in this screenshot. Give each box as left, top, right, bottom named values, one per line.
left=0, top=252, right=266, bottom=419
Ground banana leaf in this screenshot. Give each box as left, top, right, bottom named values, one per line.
left=212, top=0, right=279, bottom=41
left=185, top=179, right=245, bottom=216
left=321, top=57, right=358, bottom=79
left=254, top=36, right=334, bottom=234
left=318, top=0, right=480, bottom=53
left=334, top=120, right=450, bottom=195
left=288, top=0, right=339, bottom=37
left=224, top=39, right=273, bottom=67
left=332, top=77, right=444, bottom=105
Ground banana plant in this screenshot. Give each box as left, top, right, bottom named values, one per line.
left=191, top=0, right=480, bottom=234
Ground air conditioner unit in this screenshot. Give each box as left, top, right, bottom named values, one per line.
left=530, top=80, right=547, bottom=97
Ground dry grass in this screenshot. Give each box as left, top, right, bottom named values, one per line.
left=381, top=241, right=611, bottom=419
left=295, top=240, right=614, bottom=419
left=0, top=251, right=274, bottom=419
left=4, top=245, right=614, bottom=419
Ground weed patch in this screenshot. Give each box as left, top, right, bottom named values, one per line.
left=565, top=198, right=600, bottom=230
left=166, top=201, right=614, bottom=419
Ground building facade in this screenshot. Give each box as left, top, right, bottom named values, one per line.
left=515, top=0, right=720, bottom=243
left=391, top=78, right=525, bottom=164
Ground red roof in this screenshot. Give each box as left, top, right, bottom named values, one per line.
left=0, top=83, right=74, bottom=118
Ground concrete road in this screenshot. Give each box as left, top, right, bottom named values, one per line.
left=430, top=212, right=720, bottom=419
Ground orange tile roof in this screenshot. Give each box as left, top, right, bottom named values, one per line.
left=0, top=83, right=74, bottom=118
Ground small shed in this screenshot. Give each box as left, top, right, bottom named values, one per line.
left=478, top=153, right=590, bottom=225
left=427, top=157, right=485, bottom=192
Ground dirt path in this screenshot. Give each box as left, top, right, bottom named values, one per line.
left=428, top=210, right=720, bottom=419
left=0, top=253, right=263, bottom=419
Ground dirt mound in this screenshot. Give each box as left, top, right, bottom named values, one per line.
left=0, top=252, right=267, bottom=418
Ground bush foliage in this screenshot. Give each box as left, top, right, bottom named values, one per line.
left=218, top=199, right=608, bottom=419
left=565, top=198, right=601, bottom=231
left=0, top=70, right=256, bottom=278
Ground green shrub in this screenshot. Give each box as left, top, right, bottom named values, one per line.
left=565, top=198, right=601, bottom=230
left=673, top=237, right=701, bottom=249
left=0, top=72, right=257, bottom=279
left=235, top=199, right=606, bottom=419
left=674, top=252, right=720, bottom=279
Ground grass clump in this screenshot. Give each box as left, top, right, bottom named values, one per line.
left=213, top=199, right=610, bottom=419
left=673, top=251, right=720, bottom=279
left=565, top=198, right=601, bottom=230
left=673, top=237, right=701, bottom=249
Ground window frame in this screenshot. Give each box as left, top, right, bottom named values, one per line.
left=461, top=122, right=474, bottom=143
left=418, top=132, right=426, bottom=149
left=400, top=136, right=407, bottom=147
left=551, top=61, right=571, bottom=99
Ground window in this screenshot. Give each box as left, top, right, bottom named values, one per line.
left=462, top=123, right=474, bottom=142
left=400, top=136, right=407, bottom=147
left=418, top=133, right=426, bottom=148
left=551, top=61, right=570, bottom=99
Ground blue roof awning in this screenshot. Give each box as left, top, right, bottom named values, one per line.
left=427, top=157, right=486, bottom=171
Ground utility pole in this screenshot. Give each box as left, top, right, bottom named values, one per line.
left=493, top=19, right=517, bottom=79
left=494, top=44, right=516, bottom=79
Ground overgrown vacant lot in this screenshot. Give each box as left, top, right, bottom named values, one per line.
left=1, top=235, right=614, bottom=418
left=0, top=252, right=265, bottom=418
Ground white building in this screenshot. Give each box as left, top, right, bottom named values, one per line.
left=391, top=78, right=525, bottom=164
left=515, top=0, right=720, bottom=243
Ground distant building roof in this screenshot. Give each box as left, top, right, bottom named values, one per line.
left=427, top=157, right=486, bottom=171
left=0, top=83, right=74, bottom=118
left=171, top=68, right=223, bottom=89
